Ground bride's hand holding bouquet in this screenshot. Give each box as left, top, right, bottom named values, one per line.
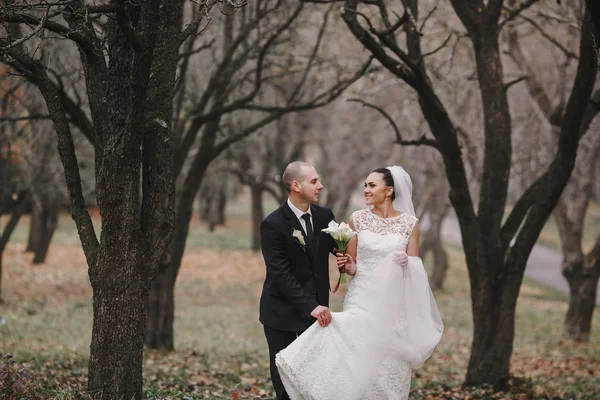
left=322, top=221, right=356, bottom=293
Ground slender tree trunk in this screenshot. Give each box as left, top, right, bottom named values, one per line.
left=145, top=258, right=176, bottom=349
left=422, top=207, right=450, bottom=291
left=251, top=184, right=263, bottom=251
left=0, top=192, right=28, bottom=301
left=0, top=253, right=3, bottom=303
left=145, top=131, right=216, bottom=348
left=563, top=241, right=600, bottom=342
left=32, top=203, right=58, bottom=264
left=26, top=202, right=41, bottom=252
left=429, top=241, right=449, bottom=291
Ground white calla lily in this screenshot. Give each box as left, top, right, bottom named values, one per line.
left=292, top=229, right=306, bottom=246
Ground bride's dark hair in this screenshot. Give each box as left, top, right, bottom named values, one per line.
left=372, top=168, right=395, bottom=200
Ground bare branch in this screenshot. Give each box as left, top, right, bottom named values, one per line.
left=0, top=12, right=96, bottom=52
left=85, top=4, right=120, bottom=14
left=341, top=2, right=418, bottom=87
left=3, top=59, right=96, bottom=145
left=179, top=0, right=219, bottom=46
left=519, top=14, right=579, bottom=60
left=347, top=98, right=439, bottom=149
left=2, top=7, right=49, bottom=51
left=419, top=33, right=453, bottom=62
left=178, top=39, right=215, bottom=59
left=213, top=113, right=281, bottom=155
left=499, top=0, right=541, bottom=29
left=419, top=4, right=439, bottom=32
left=287, top=4, right=333, bottom=104
left=503, top=75, right=527, bottom=91
left=6, top=46, right=100, bottom=266
left=0, top=114, right=52, bottom=122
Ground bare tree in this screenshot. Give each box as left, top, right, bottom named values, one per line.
left=198, top=159, right=230, bottom=232
left=145, top=1, right=373, bottom=349
left=0, top=0, right=194, bottom=396
left=311, top=0, right=599, bottom=386
left=506, top=2, right=600, bottom=342
left=557, top=124, right=600, bottom=342
left=0, top=63, right=30, bottom=300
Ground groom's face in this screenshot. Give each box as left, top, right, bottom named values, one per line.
left=295, top=166, right=323, bottom=203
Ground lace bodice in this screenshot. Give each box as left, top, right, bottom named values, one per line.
left=352, top=208, right=418, bottom=238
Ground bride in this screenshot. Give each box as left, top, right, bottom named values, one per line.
left=275, top=166, right=443, bottom=400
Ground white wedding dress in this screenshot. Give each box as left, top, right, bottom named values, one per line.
left=276, top=209, right=444, bottom=400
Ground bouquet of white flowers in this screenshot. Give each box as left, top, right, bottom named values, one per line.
left=322, top=221, right=356, bottom=293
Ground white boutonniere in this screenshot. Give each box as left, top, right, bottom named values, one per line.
left=292, top=228, right=307, bottom=252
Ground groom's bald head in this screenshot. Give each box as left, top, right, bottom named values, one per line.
left=282, top=161, right=314, bottom=193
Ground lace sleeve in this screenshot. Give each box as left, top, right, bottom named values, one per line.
left=350, top=210, right=364, bottom=232
left=405, top=215, right=419, bottom=239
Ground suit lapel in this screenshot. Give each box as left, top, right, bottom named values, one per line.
left=282, top=201, right=315, bottom=259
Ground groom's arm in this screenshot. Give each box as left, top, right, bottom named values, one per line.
left=261, top=220, right=319, bottom=318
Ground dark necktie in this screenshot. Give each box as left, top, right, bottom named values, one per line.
left=301, top=213, right=315, bottom=250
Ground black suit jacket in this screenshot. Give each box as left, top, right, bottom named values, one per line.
left=259, top=201, right=336, bottom=332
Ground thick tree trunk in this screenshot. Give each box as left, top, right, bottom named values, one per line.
left=88, top=252, right=147, bottom=399
left=563, top=243, right=600, bottom=342
left=4, top=0, right=176, bottom=397
left=465, top=263, right=523, bottom=387
left=251, top=184, right=264, bottom=251
left=32, top=203, right=58, bottom=264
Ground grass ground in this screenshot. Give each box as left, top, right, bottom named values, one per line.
left=1, top=204, right=599, bottom=399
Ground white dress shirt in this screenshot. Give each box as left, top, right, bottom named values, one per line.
left=287, top=198, right=313, bottom=236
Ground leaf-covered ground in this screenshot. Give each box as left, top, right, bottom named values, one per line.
left=1, top=213, right=599, bottom=399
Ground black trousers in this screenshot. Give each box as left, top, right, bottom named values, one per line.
left=263, top=326, right=302, bottom=400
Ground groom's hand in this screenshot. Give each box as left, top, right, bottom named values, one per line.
left=311, top=305, right=332, bottom=327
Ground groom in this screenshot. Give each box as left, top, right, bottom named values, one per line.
left=259, top=161, right=336, bottom=400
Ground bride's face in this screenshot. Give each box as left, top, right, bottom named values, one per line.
left=364, top=172, right=393, bottom=206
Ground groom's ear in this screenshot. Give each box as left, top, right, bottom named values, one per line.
left=291, top=180, right=301, bottom=192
